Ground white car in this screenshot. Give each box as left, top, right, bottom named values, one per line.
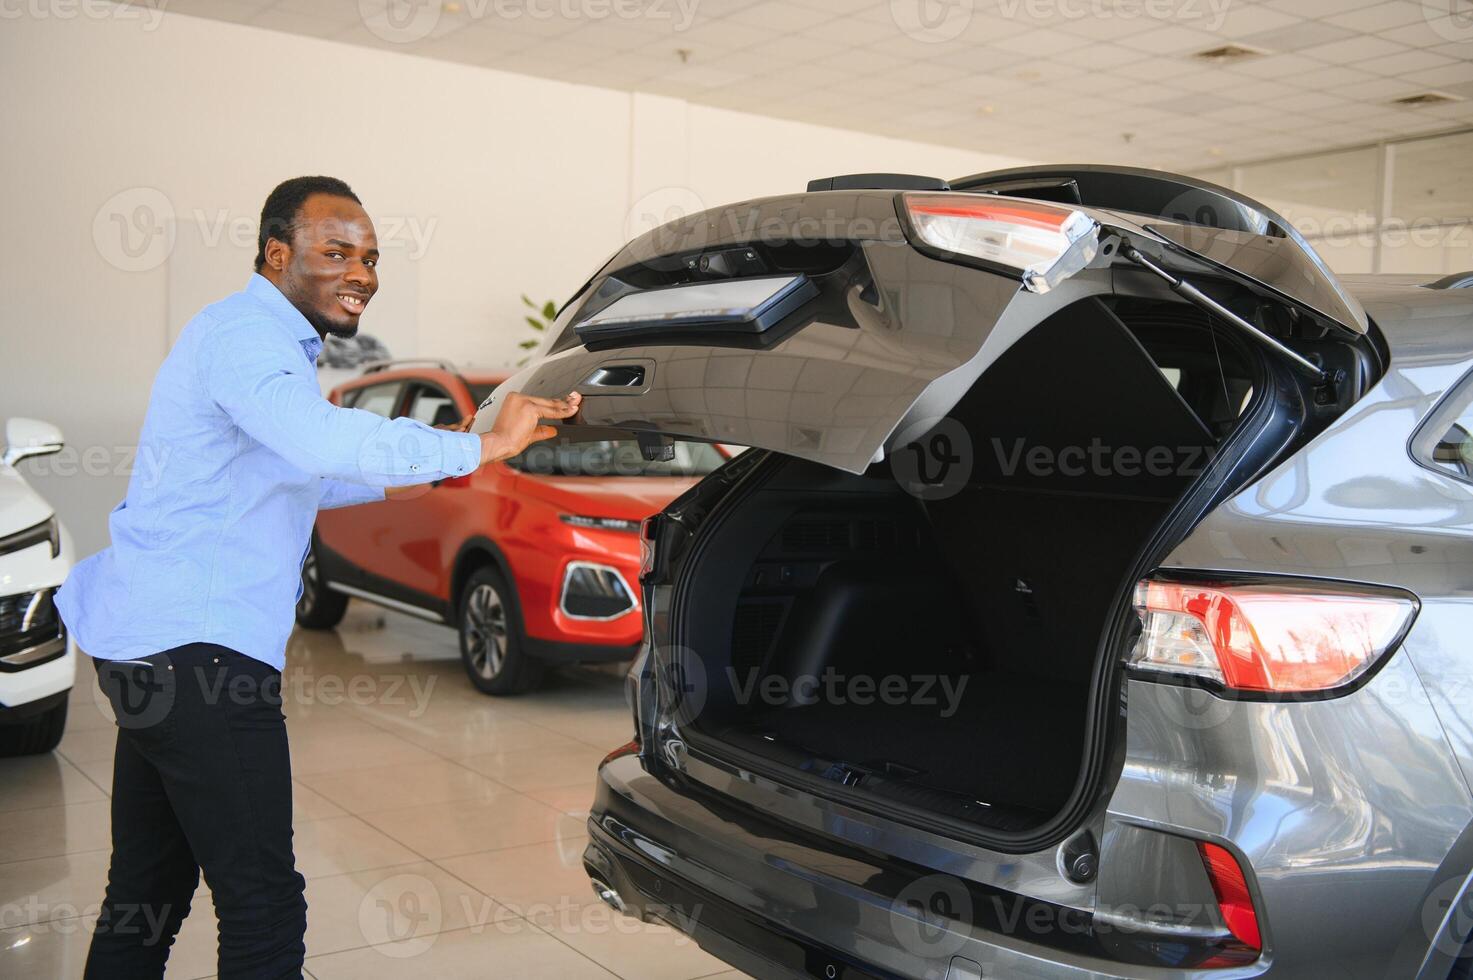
left=0, top=418, right=75, bottom=755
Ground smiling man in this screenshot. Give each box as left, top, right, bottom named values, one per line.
left=57, top=176, right=579, bottom=979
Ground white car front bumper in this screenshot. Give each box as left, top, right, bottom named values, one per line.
left=0, top=518, right=76, bottom=714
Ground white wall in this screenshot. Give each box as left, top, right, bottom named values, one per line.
left=0, top=10, right=1028, bottom=555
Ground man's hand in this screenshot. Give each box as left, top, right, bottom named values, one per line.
left=480, top=391, right=581, bottom=463
left=388, top=393, right=578, bottom=500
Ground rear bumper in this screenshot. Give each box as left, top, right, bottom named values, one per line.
left=584, top=815, right=882, bottom=980
left=591, top=662, right=1473, bottom=978
left=583, top=753, right=1261, bottom=979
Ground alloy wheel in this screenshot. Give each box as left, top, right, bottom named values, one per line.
left=297, top=551, right=319, bottom=617
left=464, top=582, right=509, bottom=679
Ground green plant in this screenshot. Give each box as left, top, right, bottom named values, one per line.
left=518, top=295, right=556, bottom=366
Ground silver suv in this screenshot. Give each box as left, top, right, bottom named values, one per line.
left=491, top=166, right=1473, bottom=978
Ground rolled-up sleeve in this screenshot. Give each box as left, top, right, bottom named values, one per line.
left=198, top=316, right=482, bottom=487
left=319, top=479, right=388, bottom=510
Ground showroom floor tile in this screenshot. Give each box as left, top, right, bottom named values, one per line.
left=0, top=604, right=754, bottom=978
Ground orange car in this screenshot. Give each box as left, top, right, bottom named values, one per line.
left=297, top=360, right=727, bottom=694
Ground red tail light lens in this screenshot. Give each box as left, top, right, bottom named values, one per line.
left=639, top=516, right=659, bottom=581
left=600, top=738, right=640, bottom=767
left=1130, top=578, right=1416, bottom=694
left=900, top=193, right=1100, bottom=293
left=1197, top=842, right=1261, bottom=954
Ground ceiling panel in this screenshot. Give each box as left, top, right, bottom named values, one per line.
left=163, top=0, right=1473, bottom=171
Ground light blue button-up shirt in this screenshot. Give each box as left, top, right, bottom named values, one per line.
left=56, top=274, right=482, bottom=670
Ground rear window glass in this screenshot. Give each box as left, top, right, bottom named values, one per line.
left=1412, top=371, right=1473, bottom=483
left=508, top=440, right=726, bottom=478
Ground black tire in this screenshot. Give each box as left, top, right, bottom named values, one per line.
left=0, top=697, right=67, bottom=757
left=296, top=539, right=348, bottom=630
left=457, top=565, right=543, bottom=695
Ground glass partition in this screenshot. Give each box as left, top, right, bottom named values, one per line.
left=1196, top=129, right=1473, bottom=276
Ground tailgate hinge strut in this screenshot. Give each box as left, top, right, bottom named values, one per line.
left=1122, top=245, right=1328, bottom=384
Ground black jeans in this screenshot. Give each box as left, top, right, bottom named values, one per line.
left=85, top=644, right=307, bottom=980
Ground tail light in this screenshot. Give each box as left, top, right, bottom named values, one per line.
left=600, top=738, right=641, bottom=766
left=1130, top=577, right=1417, bottom=694
left=900, top=193, right=1100, bottom=293
left=1197, top=841, right=1262, bottom=957
left=639, top=515, right=660, bottom=581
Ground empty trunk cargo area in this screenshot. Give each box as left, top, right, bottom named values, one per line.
left=675, top=298, right=1234, bottom=831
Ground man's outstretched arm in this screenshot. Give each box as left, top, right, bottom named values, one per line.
left=199, top=316, right=578, bottom=489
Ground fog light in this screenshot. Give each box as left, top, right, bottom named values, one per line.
left=560, top=562, right=637, bottom=620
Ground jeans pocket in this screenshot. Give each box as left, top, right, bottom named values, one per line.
left=95, top=655, right=177, bottom=743
left=221, top=671, right=287, bottom=777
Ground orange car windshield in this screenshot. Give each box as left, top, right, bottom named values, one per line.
left=508, top=440, right=726, bottom=478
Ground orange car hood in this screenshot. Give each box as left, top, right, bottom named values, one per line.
left=512, top=473, right=699, bottom=521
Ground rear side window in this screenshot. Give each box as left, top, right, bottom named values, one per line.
left=349, top=382, right=404, bottom=418
left=1412, top=371, right=1473, bottom=482
left=405, top=384, right=461, bottom=428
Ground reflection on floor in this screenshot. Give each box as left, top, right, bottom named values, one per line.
left=0, top=603, right=752, bottom=980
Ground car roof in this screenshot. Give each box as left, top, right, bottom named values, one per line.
left=462, top=369, right=514, bottom=384
left=332, top=366, right=513, bottom=393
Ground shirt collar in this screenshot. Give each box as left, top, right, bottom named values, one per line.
left=246, top=273, right=324, bottom=365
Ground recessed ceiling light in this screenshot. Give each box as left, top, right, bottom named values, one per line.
left=443, top=1, right=461, bottom=11
left=1390, top=91, right=1462, bottom=107
left=1208, top=147, right=1224, bottom=156
left=1191, top=43, right=1271, bottom=63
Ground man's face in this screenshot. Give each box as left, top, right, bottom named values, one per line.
left=265, top=194, right=379, bottom=339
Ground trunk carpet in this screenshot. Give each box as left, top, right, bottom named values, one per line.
left=712, top=671, right=1090, bottom=818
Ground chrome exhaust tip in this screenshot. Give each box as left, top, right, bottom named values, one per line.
left=590, top=878, right=626, bottom=913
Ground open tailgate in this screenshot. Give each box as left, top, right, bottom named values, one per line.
left=478, top=178, right=1364, bottom=474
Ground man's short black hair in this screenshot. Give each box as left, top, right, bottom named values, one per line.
left=254, top=176, right=362, bottom=272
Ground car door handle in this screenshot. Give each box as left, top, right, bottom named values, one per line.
left=584, top=365, right=645, bottom=388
